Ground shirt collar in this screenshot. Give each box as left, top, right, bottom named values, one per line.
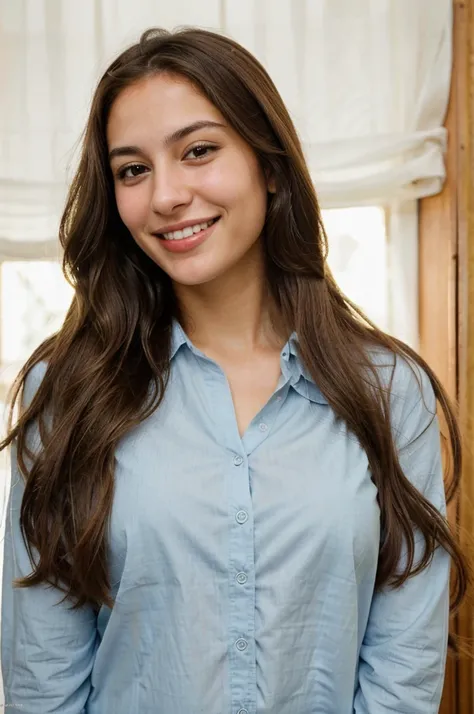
left=170, top=319, right=190, bottom=360
left=170, top=320, right=328, bottom=405
left=282, top=332, right=328, bottom=405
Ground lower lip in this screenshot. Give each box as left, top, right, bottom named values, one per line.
left=157, top=219, right=220, bottom=254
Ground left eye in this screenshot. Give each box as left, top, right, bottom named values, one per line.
left=185, top=144, right=217, bottom=159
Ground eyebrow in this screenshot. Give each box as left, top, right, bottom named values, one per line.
left=108, top=120, right=227, bottom=162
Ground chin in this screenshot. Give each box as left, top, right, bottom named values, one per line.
left=167, top=262, right=228, bottom=287
left=171, top=272, right=221, bottom=287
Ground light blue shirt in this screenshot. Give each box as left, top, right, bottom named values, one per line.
left=2, top=320, right=449, bottom=714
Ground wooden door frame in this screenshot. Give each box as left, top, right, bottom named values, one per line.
left=419, top=1, right=474, bottom=712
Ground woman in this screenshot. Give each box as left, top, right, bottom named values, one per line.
left=0, top=27, right=468, bottom=714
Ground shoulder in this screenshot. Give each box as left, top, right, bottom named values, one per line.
left=22, top=360, right=49, bottom=410
left=367, top=346, right=446, bottom=509
left=368, top=346, right=437, bottom=448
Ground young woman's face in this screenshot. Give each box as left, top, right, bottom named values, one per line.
left=107, top=73, right=274, bottom=287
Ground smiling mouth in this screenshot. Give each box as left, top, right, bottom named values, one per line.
left=157, top=216, right=220, bottom=241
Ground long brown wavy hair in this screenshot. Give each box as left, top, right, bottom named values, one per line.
left=1, top=27, right=469, bottom=619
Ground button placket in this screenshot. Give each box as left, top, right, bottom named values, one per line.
left=228, top=447, right=254, bottom=711
left=241, top=382, right=290, bottom=457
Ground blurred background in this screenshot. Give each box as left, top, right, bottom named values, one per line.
left=0, top=1, right=473, bottom=711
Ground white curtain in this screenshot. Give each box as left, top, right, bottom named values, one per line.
left=0, top=0, right=452, bottom=259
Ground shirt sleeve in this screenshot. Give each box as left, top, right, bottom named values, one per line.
left=1, top=364, right=98, bottom=713
left=354, top=358, right=450, bottom=714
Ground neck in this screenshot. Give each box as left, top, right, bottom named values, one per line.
left=173, top=245, right=285, bottom=357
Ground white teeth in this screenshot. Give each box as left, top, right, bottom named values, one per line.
left=162, top=218, right=216, bottom=240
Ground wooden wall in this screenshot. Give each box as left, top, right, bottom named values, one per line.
left=419, top=1, right=474, bottom=712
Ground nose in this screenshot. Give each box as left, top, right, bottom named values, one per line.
left=150, top=164, right=192, bottom=215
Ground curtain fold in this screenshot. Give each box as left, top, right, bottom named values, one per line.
left=0, top=0, right=452, bottom=257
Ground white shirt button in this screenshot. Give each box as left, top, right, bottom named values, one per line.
left=235, top=638, right=248, bottom=651
left=259, top=422, right=268, bottom=432
left=236, top=572, right=248, bottom=585
left=233, top=455, right=243, bottom=466
left=235, top=510, right=248, bottom=525
left=237, top=709, right=249, bottom=714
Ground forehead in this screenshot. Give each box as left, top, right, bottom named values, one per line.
left=107, top=74, right=224, bottom=143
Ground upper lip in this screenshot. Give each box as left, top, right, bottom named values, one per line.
left=152, top=215, right=219, bottom=235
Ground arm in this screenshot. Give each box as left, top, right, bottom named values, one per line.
left=1, top=365, right=98, bottom=713
left=354, top=361, right=450, bottom=714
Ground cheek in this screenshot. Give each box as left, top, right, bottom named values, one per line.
left=197, top=164, right=236, bottom=203
left=235, top=173, right=268, bottom=229
left=201, top=156, right=267, bottom=210
left=233, top=163, right=269, bottom=219
left=115, top=187, right=149, bottom=230
left=212, top=174, right=268, bottom=227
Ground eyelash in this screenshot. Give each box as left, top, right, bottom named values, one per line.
left=116, top=143, right=218, bottom=182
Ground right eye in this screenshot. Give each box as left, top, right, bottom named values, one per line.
left=116, top=164, right=148, bottom=181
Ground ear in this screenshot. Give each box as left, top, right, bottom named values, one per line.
left=265, top=169, right=276, bottom=194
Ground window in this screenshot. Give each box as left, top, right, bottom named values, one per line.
left=1, top=261, right=74, bottom=390
left=322, top=206, right=387, bottom=331
left=0, top=262, right=73, bottom=506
